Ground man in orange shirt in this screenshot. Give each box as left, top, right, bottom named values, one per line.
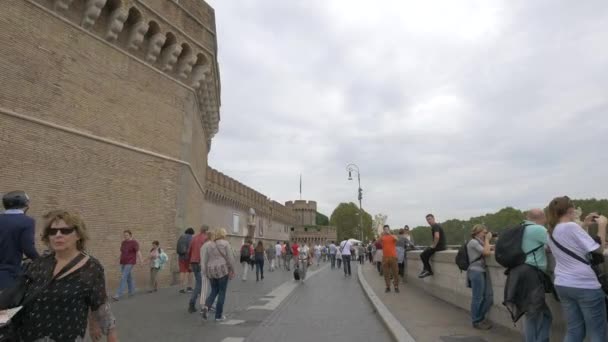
left=381, top=225, right=399, bottom=293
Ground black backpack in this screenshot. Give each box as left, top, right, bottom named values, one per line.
left=293, top=267, right=300, bottom=281
left=495, top=222, right=542, bottom=269
left=455, top=240, right=482, bottom=271
left=240, top=244, right=251, bottom=258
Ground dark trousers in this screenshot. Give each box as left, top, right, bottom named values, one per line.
left=376, top=261, right=382, bottom=274
left=420, top=247, right=441, bottom=273
left=205, top=275, right=229, bottom=319
left=255, top=258, right=264, bottom=279
left=398, top=262, right=404, bottom=277
left=189, top=263, right=202, bottom=307
left=330, top=254, right=336, bottom=269
left=342, top=255, right=352, bottom=276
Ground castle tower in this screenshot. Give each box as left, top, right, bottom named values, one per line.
left=1, top=0, right=221, bottom=288
left=285, top=200, right=317, bottom=226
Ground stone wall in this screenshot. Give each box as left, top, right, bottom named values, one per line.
left=405, top=250, right=568, bottom=340
left=203, top=167, right=296, bottom=251
left=0, top=0, right=220, bottom=290
left=285, top=200, right=317, bottom=226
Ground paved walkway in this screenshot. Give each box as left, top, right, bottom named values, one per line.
left=111, top=260, right=390, bottom=341
left=360, top=263, right=521, bottom=342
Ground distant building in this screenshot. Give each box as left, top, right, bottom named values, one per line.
left=290, top=225, right=338, bottom=246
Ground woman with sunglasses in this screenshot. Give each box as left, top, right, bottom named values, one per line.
left=15, top=210, right=118, bottom=342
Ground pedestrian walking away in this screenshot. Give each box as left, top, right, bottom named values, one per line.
left=254, top=241, right=266, bottom=281
left=113, top=230, right=143, bottom=301
left=0, top=191, right=39, bottom=291
left=188, top=225, right=209, bottom=313
left=240, top=240, right=254, bottom=281
left=336, top=245, right=342, bottom=269
left=298, top=242, right=311, bottom=282
left=266, top=243, right=276, bottom=272
left=201, top=228, right=235, bottom=322
left=340, top=239, right=353, bottom=277
left=329, top=241, right=337, bottom=269
left=275, top=241, right=283, bottom=270
left=176, top=228, right=195, bottom=293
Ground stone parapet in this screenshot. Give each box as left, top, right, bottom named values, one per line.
left=405, top=250, right=567, bottom=339
left=205, top=167, right=297, bottom=226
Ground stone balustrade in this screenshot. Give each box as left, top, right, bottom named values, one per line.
left=405, top=250, right=568, bottom=339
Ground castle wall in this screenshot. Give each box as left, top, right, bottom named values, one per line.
left=0, top=0, right=219, bottom=290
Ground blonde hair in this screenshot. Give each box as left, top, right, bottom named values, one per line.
left=470, top=224, right=487, bottom=238
left=206, top=230, right=216, bottom=241
left=214, top=228, right=227, bottom=240
left=42, top=210, right=89, bottom=251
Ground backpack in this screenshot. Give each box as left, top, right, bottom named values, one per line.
left=455, top=240, right=481, bottom=271
left=293, top=267, right=300, bottom=281
left=495, top=222, right=542, bottom=269
left=240, top=244, right=251, bottom=258
left=158, top=249, right=169, bottom=268
left=177, top=235, right=190, bottom=255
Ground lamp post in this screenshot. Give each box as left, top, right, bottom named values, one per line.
left=346, top=163, right=364, bottom=241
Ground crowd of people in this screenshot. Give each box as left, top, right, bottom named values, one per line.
left=2, top=189, right=608, bottom=342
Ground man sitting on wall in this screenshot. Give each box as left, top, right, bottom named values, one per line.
left=419, top=214, right=446, bottom=278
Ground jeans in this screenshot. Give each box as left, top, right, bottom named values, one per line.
left=205, top=275, right=229, bottom=319
left=116, top=264, right=135, bottom=297
left=330, top=254, right=336, bottom=269
left=383, top=256, right=399, bottom=289
left=337, top=257, right=342, bottom=268
left=555, top=285, right=607, bottom=342
left=255, top=258, right=264, bottom=280
left=189, top=263, right=202, bottom=307
left=524, top=304, right=552, bottom=342
left=342, top=255, right=352, bottom=276
left=420, top=247, right=441, bottom=273
left=285, top=255, right=292, bottom=270
left=468, top=270, right=493, bottom=324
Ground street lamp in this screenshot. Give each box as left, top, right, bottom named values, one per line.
left=346, top=163, right=364, bottom=241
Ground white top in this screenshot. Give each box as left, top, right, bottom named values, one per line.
left=314, top=245, right=321, bottom=254
left=340, top=240, right=352, bottom=255
left=275, top=244, right=282, bottom=257
left=548, top=222, right=600, bottom=289
left=299, top=245, right=310, bottom=260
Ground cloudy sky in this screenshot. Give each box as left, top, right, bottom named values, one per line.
left=206, top=0, right=608, bottom=227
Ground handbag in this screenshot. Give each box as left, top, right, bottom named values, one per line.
left=0, top=253, right=86, bottom=341
left=206, top=242, right=231, bottom=279
left=549, top=234, right=608, bottom=294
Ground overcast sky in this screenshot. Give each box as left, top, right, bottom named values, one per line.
left=206, top=0, right=608, bottom=227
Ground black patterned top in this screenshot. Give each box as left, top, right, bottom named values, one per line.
left=17, top=254, right=115, bottom=342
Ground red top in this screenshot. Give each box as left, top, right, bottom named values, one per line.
left=188, top=233, right=208, bottom=263
left=120, top=239, right=139, bottom=265
left=381, top=234, right=397, bottom=257
left=291, top=243, right=299, bottom=257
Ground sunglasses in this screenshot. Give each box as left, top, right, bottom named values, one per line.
left=48, top=227, right=76, bottom=236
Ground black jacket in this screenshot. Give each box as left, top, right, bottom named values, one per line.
left=503, top=263, right=556, bottom=323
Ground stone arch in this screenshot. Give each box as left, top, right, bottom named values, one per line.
left=158, top=32, right=182, bottom=72
left=119, top=7, right=148, bottom=51
left=144, top=21, right=164, bottom=63
left=190, top=53, right=210, bottom=89
left=175, top=43, right=197, bottom=80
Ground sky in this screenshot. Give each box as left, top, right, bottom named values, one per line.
left=206, top=0, right=608, bottom=227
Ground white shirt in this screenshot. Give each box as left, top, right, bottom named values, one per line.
left=314, top=245, right=321, bottom=254
left=340, top=240, right=352, bottom=255
left=299, top=245, right=310, bottom=260
left=275, top=244, right=282, bottom=257
left=548, top=222, right=600, bottom=289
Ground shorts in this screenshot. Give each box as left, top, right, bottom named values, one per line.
left=179, top=259, right=191, bottom=273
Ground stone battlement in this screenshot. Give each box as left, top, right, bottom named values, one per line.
left=205, top=167, right=297, bottom=225
left=26, top=0, right=220, bottom=143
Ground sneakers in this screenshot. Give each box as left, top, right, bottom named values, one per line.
left=179, top=289, right=186, bottom=294
left=188, top=304, right=196, bottom=314
left=186, top=287, right=193, bottom=293
left=385, top=288, right=391, bottom=293
left=111, top=296, right=119, bottom=302
left=473, top=320, right=492, bottom=330
left=418, top=270, right=433, bottom=278
left=395, top=288, right=400, bottom=293
left=215, top=315, right=227, bottom=322
left=201, top=306, right=208, bottom=320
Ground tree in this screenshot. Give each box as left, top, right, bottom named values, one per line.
left=329, top=202, right=374, bottom=242
left=315, top=212, right=329, bottom=226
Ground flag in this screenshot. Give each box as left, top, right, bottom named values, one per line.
left=299, top=174, right=302, bottom=199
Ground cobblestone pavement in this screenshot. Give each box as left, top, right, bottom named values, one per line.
left=111, top=261, right=390, bottom=341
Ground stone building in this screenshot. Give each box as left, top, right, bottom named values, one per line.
left=290, top=225, right=338, bottom=246
left=0, top=0, right=331, bottom=289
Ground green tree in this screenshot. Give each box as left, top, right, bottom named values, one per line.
left=329, top=202, right=374, bottom=242
left=315, top=212, right=329, bottom=226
